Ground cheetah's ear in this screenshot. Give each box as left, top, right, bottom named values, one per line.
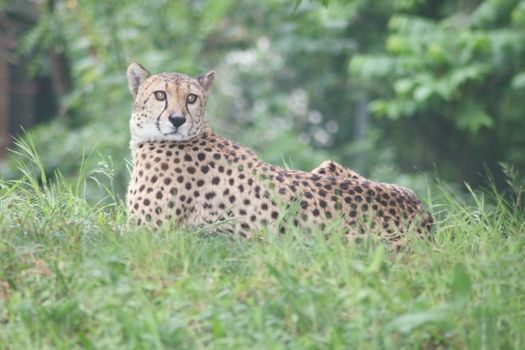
left=127, top=63, right=151, bottom=98
left=197, top=71, right=215, bottom=91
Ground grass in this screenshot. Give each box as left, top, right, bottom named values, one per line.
left=0, top=142, right=524, bottom=349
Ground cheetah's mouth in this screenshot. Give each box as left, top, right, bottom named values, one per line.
left=163, top=128, right=194, bottom=141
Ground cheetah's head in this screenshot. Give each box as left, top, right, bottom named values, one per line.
left=127, top=63, right=214, bottom=143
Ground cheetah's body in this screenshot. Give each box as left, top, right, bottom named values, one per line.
left=126, top=64, right=433, bottom=244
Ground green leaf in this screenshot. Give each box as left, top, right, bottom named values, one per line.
left=386, top=306, right=451, bottom=334
left=511, top=71, right=525, bottom=89
left=393, top=78, right=414, bottom=96
left=413, top=85, right=432, bottom=102
left=456, top=100, right=494, bottom=133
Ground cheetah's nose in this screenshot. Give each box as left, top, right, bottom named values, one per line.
left=168, top=114, right=186, bottom=128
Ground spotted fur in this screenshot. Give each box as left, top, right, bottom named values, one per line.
left=126, top=64, right=434, bottom=245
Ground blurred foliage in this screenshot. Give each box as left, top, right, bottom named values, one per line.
left=1, top=0, right=524, bottom=198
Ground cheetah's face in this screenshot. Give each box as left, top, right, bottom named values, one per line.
left=126, top=63, right=215, bottom=143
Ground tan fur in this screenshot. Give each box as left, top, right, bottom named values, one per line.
left=126, top=64, right=433, bottom=245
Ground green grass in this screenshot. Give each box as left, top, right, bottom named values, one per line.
left=0, top=143, right=524, bottom=349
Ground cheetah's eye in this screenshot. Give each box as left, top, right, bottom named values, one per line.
left=154, top=91, right=166, bottom=101
left=186, top=93, right=197, bottom=104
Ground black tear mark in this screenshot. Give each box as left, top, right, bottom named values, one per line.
left=155, top=82, right=168, bottom=133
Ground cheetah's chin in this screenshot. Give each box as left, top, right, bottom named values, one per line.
left=162, top=131, right=194, bottom=141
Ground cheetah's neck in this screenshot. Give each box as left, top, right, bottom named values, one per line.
left=131, top=127, right=261, bottom=168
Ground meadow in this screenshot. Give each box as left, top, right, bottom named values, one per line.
left=2, top=1, right=525, bottom=348
left=0, top=141, right=524, bottom=349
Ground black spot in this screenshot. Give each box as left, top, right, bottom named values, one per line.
left=177, top=176, right=184, bottom=183
left=200, top=165, right=209, bottom=174
left=143, top=199, right=150, bottom=206
left=156, top=191, right=163, bottom=199
left=197, top=179, right=205, bottom=187
left=271, top=211, right=279, bottom=219
left=213, top=153, right=221, bottom=160
left=197, top=153, right=206, bottom=161
left=211, top=177, right=220, bottom=185
left=188, top=167, right=196, bottom=174
left=184, top=154, right=192, bottom=162
left=319, top=200, right=327, bottom=208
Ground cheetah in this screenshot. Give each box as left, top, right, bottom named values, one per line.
left=126, top=63, right=434, bottom=245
